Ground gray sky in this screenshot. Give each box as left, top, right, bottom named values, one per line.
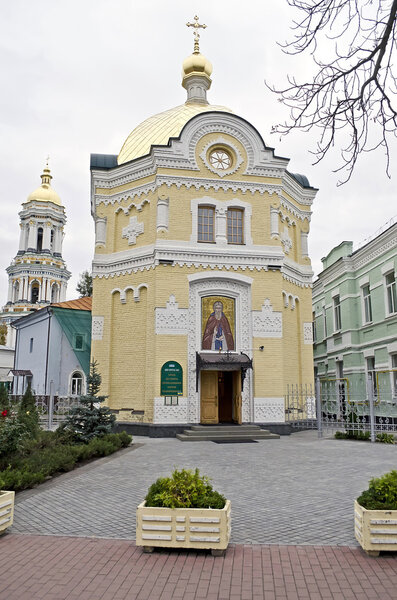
left=1, top=0, right=395, bottom=301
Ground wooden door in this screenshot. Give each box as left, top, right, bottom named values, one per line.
left=232, top=371, right=242, bottom=424
left=201, top=371, right=218, bottom=424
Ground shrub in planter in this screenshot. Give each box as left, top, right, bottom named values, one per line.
left=137, top=468, right=230, bottom=555
left=355, top=470, right=397, bottom=556
left=145, top=468, right=226, bottom=509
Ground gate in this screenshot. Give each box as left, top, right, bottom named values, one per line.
left=285, top=370, right=397, bottom=441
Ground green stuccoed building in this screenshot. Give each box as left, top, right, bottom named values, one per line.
left=312, top=221, right=397, bottom=405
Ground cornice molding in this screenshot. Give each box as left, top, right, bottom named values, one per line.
left=93, top=175, right=312, bottom=222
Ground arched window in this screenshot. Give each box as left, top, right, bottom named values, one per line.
left=37, top=227, right=43, bottom=251
left=70, top=372, right=83, bottom=396
left=31, top=283, right=40, bottom=304
left=51, top=284, right=59, bottom=303
left=13, top=281, right=19, bottom=303
left=50, top=229, right=54, bottom=251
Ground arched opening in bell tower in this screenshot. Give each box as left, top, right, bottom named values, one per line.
left=37, top=227, right=43, bottom=251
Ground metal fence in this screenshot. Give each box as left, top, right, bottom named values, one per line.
left=9, top=394, right=82, bottom=430
left=285, top=370, right=397, bottom=441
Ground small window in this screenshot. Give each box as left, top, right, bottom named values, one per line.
left=71, top=372, right=83, bottom=396
left=198, top=206, right=215, bottom=242
left=362, top=284, right=372, bottom=323
left=74, top=334, right=84, bottom=350
left=37, top=227, right=43, bottom=252
left=333, top=295, right=341, bottom=331
left=386, top=271, right=397, bottom=314
left=312, top=311, right=317, bottom=342
left=29, top=338, right=33, bottom=353
left=227, top=208, right=244, bottom=244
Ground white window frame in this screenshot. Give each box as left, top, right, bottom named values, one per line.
left=333, top=295, right=341, bottom=332
left=69, top=371, right=85, bottom=396
left=361, top=283, right=373, bottom=324
left=385, top=270, right=397, bottom=315
left=191, top=197, right=252, bottom=246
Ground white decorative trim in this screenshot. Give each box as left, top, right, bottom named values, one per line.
left=280, top=226, right=292, bottom=254
left=93, top=176, right=312, bottom=222
left=282, top=291, right=300, bottom=309
left=111, top=283, right=148, bottom=303
left=381, top=261, right=395, bottom=275
left=157, top=195, right=169, bottom=232
left=199, top=137, right=244, bottom=178
left=92, top=316, right=104, bottom=341
left=188, top=275, right=252, bottom=423
left=122, top=216, right=144, bottom=245
left=155, top=295, right=188, bottom=335
left=252, top=299, right=282, bottom=338
left=188, top=272, right=253, bottom=285
left=303, top=322, right=313, bottom=344
left=115, top=198, right=150, bottom=216
left=254, top=397, right=285, bottom=423
left=153, top=398, right=189, bottom=424
left=95, top=217, right=107, bottom=247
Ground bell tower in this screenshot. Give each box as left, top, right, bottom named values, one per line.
left=1, top=163, right=71, bottom=346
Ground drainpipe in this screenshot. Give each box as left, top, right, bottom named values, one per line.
left=44, top=309, right=52, bottom=396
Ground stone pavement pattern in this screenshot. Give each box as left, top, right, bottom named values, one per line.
left=11, top=432, right=397, bottom=545
left=1, top=535, right=397, bottom=600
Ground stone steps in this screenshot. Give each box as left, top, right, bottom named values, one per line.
left=176, top=424, right=280, bottom=442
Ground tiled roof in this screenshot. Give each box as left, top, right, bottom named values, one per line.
left=51, top=297, right=92, bottom=311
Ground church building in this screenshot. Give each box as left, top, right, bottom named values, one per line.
left=90, top=20, right=317, bottom=430
left=0, top=164, right=71, bottom=348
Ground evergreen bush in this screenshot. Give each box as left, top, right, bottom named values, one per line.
left=145, top=468, right=226, bottom=509
left=17, top=383, right=40, bottom=437
left=357, top=470, right=397, bottom=510
left=61, top=360, right=116, bottom=443
left=0, top=383, right=9, bottom=411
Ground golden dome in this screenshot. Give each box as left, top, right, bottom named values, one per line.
left=27, top=166, right=62, bottom=206
left=117, top=102, right=233, bottom=165
left=182, top=52, right=212, bottom=78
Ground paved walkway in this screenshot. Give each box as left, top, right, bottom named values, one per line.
left=1, top=535, right=397, bottom=600
left=1, top=431, right=396, bottom=599
left=11, top=431, right=397, bottom=545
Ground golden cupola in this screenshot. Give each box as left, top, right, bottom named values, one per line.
left=117, top=16, right=232, bottom=165
left=27, top=164, right=62, bottom=206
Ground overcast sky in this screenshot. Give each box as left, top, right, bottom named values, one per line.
left=1, top=0, right=395, bottom=302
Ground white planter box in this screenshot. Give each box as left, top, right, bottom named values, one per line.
left=354, top=499, right=397, bottom=556
left=136, top=500, right=231, bottom=555
left=0, top=491, right=15, bottom=534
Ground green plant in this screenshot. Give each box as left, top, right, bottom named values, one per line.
left=0, top=415, right=29, bottom=459
left=17, top=383, right=40, bottom=436
left=357, top=470, right=397, bottom=510
left=0, top=383, right=9, bottom=411
left=334, top=430, right=370, bottom=441
left=376, top=433, right=395, bottom=444
left=145, top=468, right=226, bottom=509
left=0, top=432, right=132, bottom=492
left=61, top=360, right=116, bottom=443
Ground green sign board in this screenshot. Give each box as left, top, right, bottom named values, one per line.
left=161, top=361, right=183, bottom=396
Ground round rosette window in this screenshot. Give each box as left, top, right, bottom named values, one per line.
left=208, top=147, right=233, bottom=171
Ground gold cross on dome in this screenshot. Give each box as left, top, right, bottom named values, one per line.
left=186, top=15, right=207, bottom=53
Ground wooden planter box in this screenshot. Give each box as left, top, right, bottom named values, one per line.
left=0, top=491, right=15, bottom=535
left=354, top=499, right=397, bottom=556
left=136, top=500, right=231, bottom=555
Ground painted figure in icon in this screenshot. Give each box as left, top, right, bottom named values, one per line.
left=202, top=301, right=235, bottom=351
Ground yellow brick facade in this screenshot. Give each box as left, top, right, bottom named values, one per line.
left=90, top=69, right=317, bottom=427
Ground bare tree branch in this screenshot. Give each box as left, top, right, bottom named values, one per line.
left=268, top=0, right=397, bottom=183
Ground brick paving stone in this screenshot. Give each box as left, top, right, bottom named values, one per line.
left=0, top=535, right=397, bottom=600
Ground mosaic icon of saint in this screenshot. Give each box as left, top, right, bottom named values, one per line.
left=202, top=301, right=235, bottom=351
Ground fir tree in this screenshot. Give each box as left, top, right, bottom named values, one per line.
left=63, top=360, right=115, bottom=443
left=0, top=383, right=9, bottom=412
left=76, top=270, right=93, bottom=297
left=17, top=383, right=40, bottom=436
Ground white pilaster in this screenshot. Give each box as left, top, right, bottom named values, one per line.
left=215, top=206, right=227, bottom=246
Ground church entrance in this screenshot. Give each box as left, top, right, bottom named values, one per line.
left=200, top=370, right=242, bottom=425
